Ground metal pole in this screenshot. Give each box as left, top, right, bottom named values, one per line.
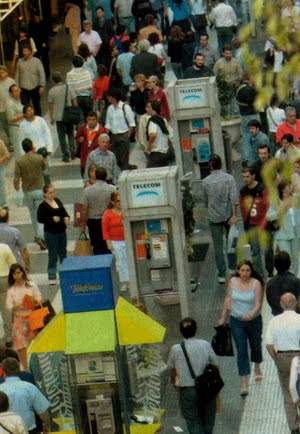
left=0, top=21, right=4, bottom=65
left=38, top=0, right=43, bottom=20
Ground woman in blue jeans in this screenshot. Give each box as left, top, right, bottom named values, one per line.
left=218, top=260, right=264, bottom=396
left=37, top=185, right=69, bottom=285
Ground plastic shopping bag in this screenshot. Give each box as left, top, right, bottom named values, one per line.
left=227, top=224, right=238, bottom=254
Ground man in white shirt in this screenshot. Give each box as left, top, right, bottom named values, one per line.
left=209, top=0, right=237, bottom=54
left=167, top=317, right=218, bottom=434
left=78, top=20, right=102, bottom=57
left=19, top=104, right=53, bottom=184
left=265, top=293, right=300, bottom=432
left=105, top=88, right=135, bottom=170
left=19, top=104, right=53, bottom=155
left=145, top=100, right=170, bottom=168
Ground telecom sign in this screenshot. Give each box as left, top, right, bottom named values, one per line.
left=175, top=83, right=209, bottom=109
left=129, top=179, right=167, bottom=208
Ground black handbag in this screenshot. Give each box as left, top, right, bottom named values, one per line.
left=180, top=342, right=224, bottom=405
left=62, top=84, right=81, bottom=124
left=266, top=219, right=280, bottom=232
left=211, top=324, right=234, bottom=357
left=36, top=146, right=49, bottom=158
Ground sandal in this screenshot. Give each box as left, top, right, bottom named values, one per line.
left=255, top=373, right=263, bottom=381
left=240, top=383, right=248, bottom=396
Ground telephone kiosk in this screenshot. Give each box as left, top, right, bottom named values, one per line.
left=119, top=166, right=190, bottom=317
left=167, top=77, right=226, bottom=179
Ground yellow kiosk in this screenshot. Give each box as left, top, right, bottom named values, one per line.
left=29, top=296, right=166, bottom=434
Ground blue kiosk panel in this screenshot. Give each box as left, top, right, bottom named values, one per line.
left=59, top=255, right=115, bottom=313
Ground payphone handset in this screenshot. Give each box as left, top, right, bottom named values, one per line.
left=147, top=233, right=171, bottom=269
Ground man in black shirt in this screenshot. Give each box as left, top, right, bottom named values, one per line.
left=266, top=251, right=300, bottom=315
left=240, top=167, right=269, bottom=276
left=183, top=54, right=213, bottom=79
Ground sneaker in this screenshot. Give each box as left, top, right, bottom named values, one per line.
left=35, top=237, right=47, bottom=250
left=217, top=277, right=226, bottom=284
left=62, top=157, right=70, bottom=163
left=49, top=279, right=57, bottom=285
left=71, top=154, right=77, bottom=160
left=120, top=282, right=128, bottom=291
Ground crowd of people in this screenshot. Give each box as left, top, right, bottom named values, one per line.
left=0, top=0, right=300, bottom=432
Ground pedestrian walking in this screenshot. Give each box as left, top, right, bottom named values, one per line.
left=167, top=317, right=218, bottom=433
left=219, top=260, right=264, bottom=396
left=37, top=185, right=70, bottom=285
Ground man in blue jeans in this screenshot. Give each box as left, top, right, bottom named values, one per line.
left=48, top=71, right=77, bottom=163
left=203, top=154, right=239, bottom=283
left=167, top=318, right=218, bottom=434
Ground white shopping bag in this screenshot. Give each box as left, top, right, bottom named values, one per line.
left=12, top=189, right=24, bottom=207
left=228, top=224, right=239, bottom=254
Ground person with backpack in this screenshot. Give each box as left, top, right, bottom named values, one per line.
left=109, top=25, right=130, bottom=55
left=105, top=88, right=136, bottom=170
left=145, top=99, right=171, bottom=167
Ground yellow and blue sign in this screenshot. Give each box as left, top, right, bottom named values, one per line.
left=59, top=255, right=116, bottom=313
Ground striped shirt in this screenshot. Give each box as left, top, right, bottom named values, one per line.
left=66, top=67, right=92, bottom=97
left=167, top=338, right=218, bottom=387
left=84, top=148, right=120, bottom=184
left=203, top=170, right=239, bottom=223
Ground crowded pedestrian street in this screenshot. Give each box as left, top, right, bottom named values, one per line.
left=0, top=1, right=299, bottom=433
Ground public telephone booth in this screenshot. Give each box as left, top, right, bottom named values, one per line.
left=168, top=77, right=228, bottom=179
left=29, top=255, right=166, bottom=434
left=119, top=166, right=190, bottom=317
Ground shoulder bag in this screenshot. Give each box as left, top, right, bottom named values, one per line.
left=180, top=342, right=224, bottom=405
left=62, top=84, right=81, bottom=124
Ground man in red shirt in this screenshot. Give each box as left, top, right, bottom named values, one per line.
left=75, top=111, right=106, bottom=177
left=276, top=106, right=300, bottom=145
left=240, top=166, right=269, bottom=276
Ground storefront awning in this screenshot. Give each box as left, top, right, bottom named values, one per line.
left=116, top=297, right=165, bottom=345
left=65, top=310, right=116, bottom=354
left=28, top=310, right=116, bottom=354
left=29, top=296, right=166, bottom=354
left=28, top=312, right=66, bottom=353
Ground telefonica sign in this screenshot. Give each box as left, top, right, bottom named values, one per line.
left=130, top=180, right=167, bottom=208
left=175, top=85, right=209, bottom=109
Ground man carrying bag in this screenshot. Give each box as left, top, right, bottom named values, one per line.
left=167, top=317, right=220, bottom=434
left=48, top=71, right=79, bottom=163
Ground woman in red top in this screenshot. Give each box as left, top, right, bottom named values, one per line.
left=147, top=75, right=170, bottom=120
left=102, top=191, right=129, bottom=291
left=93, top=64, right=110, bottom=113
